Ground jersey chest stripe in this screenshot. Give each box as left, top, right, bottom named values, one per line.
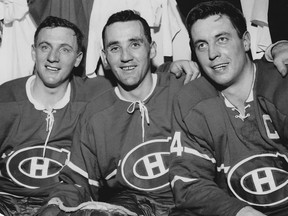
left=184, top=147, right=216, bottom=163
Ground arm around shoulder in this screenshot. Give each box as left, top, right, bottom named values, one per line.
left=264, top=40, right=288, bottom=76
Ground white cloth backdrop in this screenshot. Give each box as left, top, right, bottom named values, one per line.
left=0, top=0, right=36, bottom=85
left=85, top=0, right=191, bottom=77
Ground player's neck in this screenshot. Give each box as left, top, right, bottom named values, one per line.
left=31, top=78, right=70, bottom=111
left=117, top=73, right=156, bottom=102
left=221, top=62, right=255, bottom=114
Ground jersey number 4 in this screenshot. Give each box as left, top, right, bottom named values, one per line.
left=170, top=132, right=184, bottom=156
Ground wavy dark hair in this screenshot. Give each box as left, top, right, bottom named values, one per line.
left=34, top=16, right=84, bottom=53
left=186, top=1, right=247, bottom=41
left=102, top=9, right=152, bottom=48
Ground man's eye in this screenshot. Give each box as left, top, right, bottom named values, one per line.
left=60, top=47, right=72, bottom=54
left=197, top=43, right=207, bottom=51
left=109, top=46, right=119, bottom=53
left=131, top=42, right=140, bottom=48
left=218, top=37, right=228, bottom=43
left=39, top=45, right=50, bottom=51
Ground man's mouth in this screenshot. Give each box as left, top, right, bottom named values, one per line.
left=121, top=66, right=136, bottom=71
left=46, top=66, right=60, bottom=71
left=212, top=63, right=229, bottom=71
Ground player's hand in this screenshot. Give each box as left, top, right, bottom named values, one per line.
left=169, top=60, right=200, bottom=84
left=271, top=41, right=288, bottom=77
left=236, top=206, right=267, bottom=216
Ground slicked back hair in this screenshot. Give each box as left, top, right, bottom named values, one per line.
left=34, top=16, right=84, bottom=53
left=102, top=10, right=152, bottom=48
left=186, top=1, right=247, bottom=41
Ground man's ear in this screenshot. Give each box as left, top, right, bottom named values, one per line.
left=101, top=49, right=110, bottom=70
left=242, top=31, right=251, bottom=52
left=74, top=52, right=83, bottom=67
left=150, top=41, right=157, bottom=59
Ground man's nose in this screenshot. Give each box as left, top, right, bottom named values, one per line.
left=208, top=44, right=220, bottom=60
left=47, top=49, right=60, bottom=62
left=120, top=48, right=133, bottom=62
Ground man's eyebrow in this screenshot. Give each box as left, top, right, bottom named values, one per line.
left=129, top=37, right=144, bottom=43
left=193, top=39, right=206, bottom=46
left=106, top=41, right=119, bottom=48
left=106, top=37, right=144, bottom=48
left=37, top=41, right=74, bottom=49
left=37, top=41, right=50, bottom=46
left=215, top=32, right=230, bottom=38
left=193, top=32, right=231, bottom=45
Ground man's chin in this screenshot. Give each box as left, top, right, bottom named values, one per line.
left=119, top=81, right=139, bottom=91
left=43, top=80, right=63, bottom=89
left=43, top=77, right=70, bottom=89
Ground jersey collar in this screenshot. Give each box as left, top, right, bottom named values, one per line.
left=26, top=75, right=71, bottom=110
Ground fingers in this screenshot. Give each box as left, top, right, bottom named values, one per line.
left=274, top=57, right=288, bottom=77
left=276, top=63, right=287, bottom=77
left=271, top=41, right=288, bottom=77
left=169, top=60, right=200, bottom=84
left=183, top=61, right=200, bottom=84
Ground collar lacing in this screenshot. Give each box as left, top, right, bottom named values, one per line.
left=42, top=109, right=56, bottom=157
left=231, top=104, right=251, bottom=121
left=115, top=74, right=157, bottom=142
left=26, top=75, right=71, bottom=157
left=127, top=101, right=150, bottom=142
left=222, top=63, right=256, bottom=121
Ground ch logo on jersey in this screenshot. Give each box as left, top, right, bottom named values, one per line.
left=121, top=137, right=171, bottom=191
left=227, top=153, right=288, bottom=206
left=7, top=146, right=70, bottom=189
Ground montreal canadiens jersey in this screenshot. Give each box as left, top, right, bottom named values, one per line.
left=53, top=71, right=185, bottom=207
left=0, top=75, right=112, bottom=199
left=170, top=60, right=288, bottom=216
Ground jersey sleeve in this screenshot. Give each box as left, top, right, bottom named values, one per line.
left=48, top=109, right=102, bottom=207
left=155, top=62, right=172, bottom=73
left=169, top=90, right=248, bottom=216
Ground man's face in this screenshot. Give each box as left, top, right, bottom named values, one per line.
left=102, top=20, right=156, bottom=89
left=32, top=27, right=83, bottom=88
left=191, top=15, right=250, bottom=87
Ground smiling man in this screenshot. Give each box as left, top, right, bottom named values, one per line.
left=0, top=16, right=113, bottom=216
left=40, top=10, right=188, bottom=216
left=169, top=1, right=288, bottom=216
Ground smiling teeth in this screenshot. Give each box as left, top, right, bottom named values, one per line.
left=46, top=66, right=59, bottom=71
left=213, top=63, right=228, bottom=70
left=122, top=66, right=135, bottom=70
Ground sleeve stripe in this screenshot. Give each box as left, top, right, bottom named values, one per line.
left=171, top=175, right=197, bottom=188
left=88, top=179, right=99, bottom=187
left=67, top=161, right=89, bottom=178
left=67, top=162, right=99, bottom=187
left=184, top=146, right=216, bottom=163
left=105, top=169, right=117, bottom=180
left=217, top=163, right=230, bottom=173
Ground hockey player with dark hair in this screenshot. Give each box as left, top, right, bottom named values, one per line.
left=0, top=16, right=114, bottom=215
left=170, top=1, right=288, bottom=216
left=38, top=9, right=189, bottom=216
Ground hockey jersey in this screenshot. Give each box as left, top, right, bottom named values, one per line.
left=170, top=59, right=288, bottom=216
left=50, top=71, right=185, bottom=209
left=0, top=75, right=112, bottom=199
